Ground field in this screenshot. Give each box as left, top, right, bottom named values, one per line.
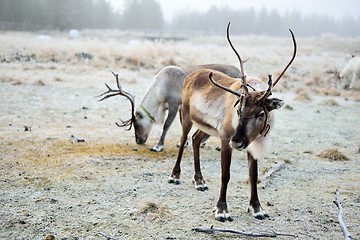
left=0, top=30, right=359, bottom=239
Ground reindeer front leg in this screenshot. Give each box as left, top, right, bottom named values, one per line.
left=215, top=139, right=233, bottom=222
left=247, top=151, right=269, bottom=219
left=168, top=109, right=193, bottom=184
left=151, top=106, right=179, bottom=152
left=192, top=130, right=209, bottom=191
left=349, top=72, right=357, bottom=89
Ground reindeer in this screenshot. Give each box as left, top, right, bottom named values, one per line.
left=339, top=56, right=360, bottom=89
left=168, top=22, right=297, bottom=221
left=99, top=64, right=241, bottom=152
left=329, top=56, right=360, bottom=89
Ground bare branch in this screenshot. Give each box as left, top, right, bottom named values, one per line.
left=333, top=189, right=353, bottom=240
left=192, top=225, right=297, bottom=238
left=96, top=232, right=119, bottom=240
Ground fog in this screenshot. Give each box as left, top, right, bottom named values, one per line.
left=111, top=0, right=360, bottom=22
left=0, top=0, right=359, bottom=37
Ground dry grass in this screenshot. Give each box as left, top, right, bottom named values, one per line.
left=294, top=88, right=312, bottom=101
left=320, top=99, right=340, bottom=106
left=1, top=30, right=360, bottom=100
left=318, top=148, right=349, bottom=161
left=315, top=87, right=342, bottom=96
left=136, top=199, right=169, bottom=222
left=0, top=31, right=233, bottom=71
left=139, top=200, right=167, bottom=215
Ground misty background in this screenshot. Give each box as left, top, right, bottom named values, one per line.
left=0, top=0, right=359, bottom=37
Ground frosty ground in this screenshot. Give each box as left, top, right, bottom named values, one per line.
left=0, top=30, right=359, bottom=239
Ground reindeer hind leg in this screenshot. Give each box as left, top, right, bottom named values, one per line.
left=192, top=130, right=209, bottom=191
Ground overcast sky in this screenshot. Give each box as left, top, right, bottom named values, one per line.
left=109, top=0, right=360, bottom=21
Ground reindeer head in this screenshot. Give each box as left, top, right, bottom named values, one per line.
left=229, top=76, right=284, bottom=150
left=209, top=22, right=296, bottom=150
left=132, top=106, right=156, bottom=144
left=98, top=72, right=151, bottom=145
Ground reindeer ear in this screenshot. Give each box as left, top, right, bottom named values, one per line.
left=265, top=98, right=284, bottom=111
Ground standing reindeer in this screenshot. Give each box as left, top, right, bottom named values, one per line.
left=168, top=23, right=297, bottom=221
left=99, top=64, right=241, bottom=152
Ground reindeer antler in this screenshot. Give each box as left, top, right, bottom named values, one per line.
left=227, top=22, right=247, bottom=84
left=208, top=23, right=251, bottom=120
left=327, top=69, right=341, bottom=82
left=209, top=72, right=241, bottom=97
left=255, top=29, right=296, bottom=103
left=272, top=29, right=297, bottom=87
left=256, top=75, right=273, bottom=103
left=98, top=71, right=135, bottom=131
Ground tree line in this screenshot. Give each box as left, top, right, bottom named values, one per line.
left=171, top=6, right=360, bottom=37
left=0, top=0, right=359, bottom=37
left=0, top=0, right=117, bottom=30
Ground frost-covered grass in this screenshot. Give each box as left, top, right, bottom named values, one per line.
left=1, top=30, right=360, bottom=92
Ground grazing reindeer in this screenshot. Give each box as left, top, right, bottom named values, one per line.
left=338, top=56, right=360, bottom=89
left=99, top=64, right=241, bottom=152
left=168, top=22, right=297, bottom=221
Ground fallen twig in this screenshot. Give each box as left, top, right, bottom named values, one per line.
left=97, top=232, right=119, bottom=240
left=333, top=189, right=353, bottom=240
left=192, top=225, right=296, bottom=238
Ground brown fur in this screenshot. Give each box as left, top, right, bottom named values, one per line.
left=169, top=69, right=283, bottom=221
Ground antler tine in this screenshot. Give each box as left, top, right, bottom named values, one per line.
left=111, top=71, right=125, bottom=93
left=257, top=74, right=273, bottom=103
left=111, top=71, right=135, bottom=101
left=97, top=83, right=119, bottom=101
left=116, top=118, right=133, bottom=131
left=209, top=72, right=241, bottom=97
left=272, top=29, right=297, bottom=87
left=98, top=71, right=136, bottom=131
left=227, top=22, right=246, bottom=83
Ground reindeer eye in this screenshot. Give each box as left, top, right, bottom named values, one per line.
left=136, top=112, right=143, bottom=119
left=257, top=111, right=265, bottom=118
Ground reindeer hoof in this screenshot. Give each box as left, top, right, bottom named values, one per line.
left=150, top=145, right=164, bottom=152
left=248, top=207, right=269, bottom=220
left=254, top=211, right=269, bottom=220
left=168, top=176, right=180, bottom=185
left=195, top=183, right=208, bottom=191
left=214, top=209, right=233, bottom=222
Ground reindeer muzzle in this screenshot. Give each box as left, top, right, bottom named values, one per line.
left=229, top=140, right=246, bottom=151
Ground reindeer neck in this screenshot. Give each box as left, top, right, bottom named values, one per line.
left=139, top=86, right=161, bottom=122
